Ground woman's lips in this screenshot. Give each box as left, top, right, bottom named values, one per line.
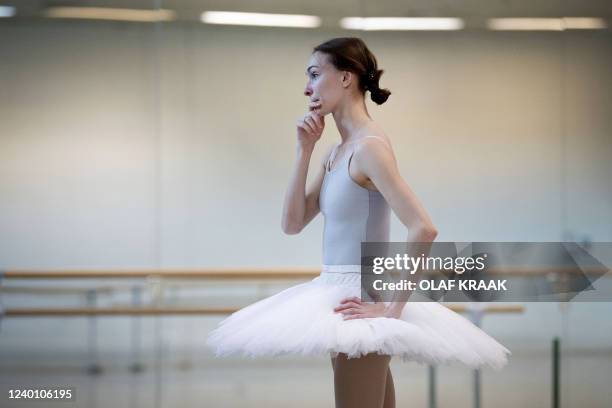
left=309, top=101, right=322, bottom=112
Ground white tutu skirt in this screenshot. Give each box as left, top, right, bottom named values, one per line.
left=206, top=265, right=511, bottom=371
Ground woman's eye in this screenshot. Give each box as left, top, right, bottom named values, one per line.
left=311, top=73, right=318, bottom=78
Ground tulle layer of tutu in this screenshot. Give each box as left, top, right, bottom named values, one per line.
left=206, top=267, right=511, bottom=371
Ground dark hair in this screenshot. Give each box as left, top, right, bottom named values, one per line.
left=313, top=37, right=391, bottom=105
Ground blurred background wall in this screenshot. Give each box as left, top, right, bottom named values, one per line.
left=1, top=23, right=611, bottom=269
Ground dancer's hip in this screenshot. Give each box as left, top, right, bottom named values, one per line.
left=317, top=264, right=362, bottom=286
left=321, top=264, right=361, bottom=274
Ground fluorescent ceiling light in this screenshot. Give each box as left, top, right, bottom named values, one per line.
left=562, top=17, right=607, bottom=30
left=340, top=17, right=464, bottom=31
left=487, top=17, right=608, bottom=31
left=44, top=7, right=176, bottom=22
left=487, top=18, right=563, bottom=31
left=201, top=11, right=321, bottom=28
left=0, top=6, right=16, bottom=18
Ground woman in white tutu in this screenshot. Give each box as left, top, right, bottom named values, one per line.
left=207, top=37, right=511, bottom=408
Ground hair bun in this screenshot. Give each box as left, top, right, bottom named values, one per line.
left=368, top=69, right=391, bottom=105
left=370, top=86, right=391, bottom=105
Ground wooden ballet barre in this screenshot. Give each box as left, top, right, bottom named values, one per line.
left=2, top=266, right=608, bottom=279
left=1, top=268, right=319, bottom=279
left=2, top=305, right=524, bottom=317
left=446, top=305, right=524, bottom=314
left=4, top=307, right=238, bottom=316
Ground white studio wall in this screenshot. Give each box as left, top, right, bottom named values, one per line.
left=0, top=22, right=611, bottom=269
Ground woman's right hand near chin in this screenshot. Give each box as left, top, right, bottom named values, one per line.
left=296, top=101, right=325, bottom=151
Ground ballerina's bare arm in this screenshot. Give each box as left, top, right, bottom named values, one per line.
left=354, top=138, right=438, bottom=238
left=334, top=138, right=438, bottom=320
left=301, top=144, right=336, bottom=228
left=281, top=106, right=327, bottom=234
left=291, top=143, right=335, bottom=232
left=281, top=143, right=335, bottom=234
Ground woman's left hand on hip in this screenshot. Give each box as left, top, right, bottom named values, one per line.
left=333, top=296, right=400, bottom=320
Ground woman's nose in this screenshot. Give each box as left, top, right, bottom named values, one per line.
left=304, top=84, right=312, bottom=97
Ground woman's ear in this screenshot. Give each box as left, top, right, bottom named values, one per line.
left=341, top=71, right=353, bottom=88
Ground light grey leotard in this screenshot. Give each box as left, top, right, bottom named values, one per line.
left=319, top=136, right=391, bottom=265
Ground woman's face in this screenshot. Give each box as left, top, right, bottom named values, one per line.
left=304, top=52, right=345, bottom=116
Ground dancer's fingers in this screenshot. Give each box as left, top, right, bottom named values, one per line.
left=336, top=303, right=361, bottom=313
left=340, top=307, right=360, bottom=315
left=300, top=118, right=315, bottom=135
left=304, top=116, right=318, bottom=133
left=297, top=121, right=311, bottom=135
left=341, top=296, right=362, bottom=304
left=310, top=112, right=323, bottom=128
left=334, top=302, right=361, bottom=311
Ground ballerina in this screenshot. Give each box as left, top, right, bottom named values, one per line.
left=207, top=37, right=511, bottom=408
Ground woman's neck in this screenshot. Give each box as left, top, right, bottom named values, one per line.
left=332, top=96, right=373, bottom=145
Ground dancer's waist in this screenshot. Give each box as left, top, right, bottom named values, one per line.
left=317, top=264, right=362, bottom=286
left=321, top=264, right=362, bottom=274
